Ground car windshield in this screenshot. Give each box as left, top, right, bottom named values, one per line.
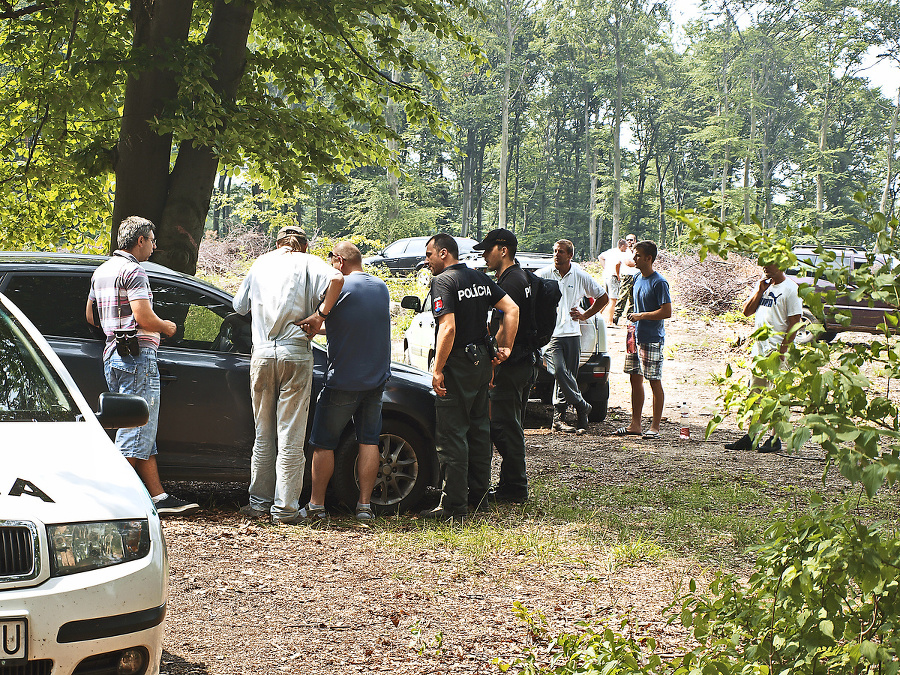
left=0, top=305, right=80, bottom=422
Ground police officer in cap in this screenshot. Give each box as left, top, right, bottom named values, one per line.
left=476, top=228, right=535, bottom=503
left=421, top=233, right=520, bottom=521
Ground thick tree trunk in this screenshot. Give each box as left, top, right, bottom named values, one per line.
left=152, top=0, right=254, bottom=274
left=113, top=0, right=254, bottom=274
left=112, top=0, right=194, bottom=250
left=386, top=69, right=400, bottom=222
left=589, top=145, right=598, bottom=258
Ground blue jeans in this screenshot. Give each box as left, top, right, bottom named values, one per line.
left=104, top=347, right=160, bottom=460
left=248, top=343, right=314, bottom=520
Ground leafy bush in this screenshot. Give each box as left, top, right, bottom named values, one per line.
left=505, top=194, right=900, bottom=675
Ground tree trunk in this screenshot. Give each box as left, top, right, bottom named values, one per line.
left=112, top=0, right=194, bottom=250
left=816, top=84, right=832, bottom=226
left=656, top=155, right=665, bottom=244
left=386, top=69, right=400, bottom=222
left=881, top=88, right=899, bottom=218
left=744, top=66, right=756, bottom=227
left=611, top=14, right=623, bottom=245
left=720, top=52, right=729, bottom=224
left=589, top=144, right=598, bottom=258
left=498, top=0, right=514, bottom=229
left=114, top=0, right=254, bottom=274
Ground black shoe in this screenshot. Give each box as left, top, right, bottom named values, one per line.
left=576, top=403, right=592, bottom=435
left=155, top=495, right=200, bottom=516
left=487, top=487, right=528, bottom=504
left=757, top=436, right=782, bottom=454
left=724, top=434, right=752, bottom=451
left=419, top=505, right=468, bottom=522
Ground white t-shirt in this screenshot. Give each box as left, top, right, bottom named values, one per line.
left=537, top=262, right=606, bottom=338
left=620, top=248, right=639, bottom=277
left=598, top=248, right=622, bottom=281
left=752, top=276, right=803, bottom=356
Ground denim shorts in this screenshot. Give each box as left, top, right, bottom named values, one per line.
left=104, top=347, right=160, bottom=460
left=309, top=385, right=385, bottom=450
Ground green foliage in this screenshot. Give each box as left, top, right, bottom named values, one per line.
left=504, top=195, right=900, bottom=674
left=342, top=175, right=449, bottom=241
left=674, top=498, right=900, bottom=675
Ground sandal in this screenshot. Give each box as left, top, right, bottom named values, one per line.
left=642, top=430, right=660, bottom=439
left=615, top=426, right=642, bottom=436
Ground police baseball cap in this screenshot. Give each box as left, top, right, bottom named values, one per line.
left=276, top=225, right=307, bottom=241
left=473, top=228, right=517, bottom=251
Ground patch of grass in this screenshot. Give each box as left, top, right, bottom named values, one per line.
left=527, top=474, right=780, bottom=562
left=607, top=536, right=667, bottom=570
left=718, top=309, right=752, bottom=324
left=374, top=518, right=567, bottom=567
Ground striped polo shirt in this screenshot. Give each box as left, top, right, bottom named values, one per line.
left=88, top=251, right=160, bottom=359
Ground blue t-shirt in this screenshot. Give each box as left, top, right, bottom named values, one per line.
left=633, top=272, right=671, bottom=344
left=324, top=272, right=391, bottom=391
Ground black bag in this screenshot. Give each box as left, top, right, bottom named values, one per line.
left=523, top=269, right=562, bottom=351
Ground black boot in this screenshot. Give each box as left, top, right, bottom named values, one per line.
left=724, top=434, right=752, bottom=451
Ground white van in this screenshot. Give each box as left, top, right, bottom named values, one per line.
left=0, top=293, right=166, bottom=675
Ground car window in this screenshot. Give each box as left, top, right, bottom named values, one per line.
left=150, top=283, right=237, bottom=351
left=0, top=305, right=79, bottom=421
left=406, top=239, right=427, bottom=256
left=2, top=274, right=96, bottom=339
left=383, top=240, right=409, bottom=257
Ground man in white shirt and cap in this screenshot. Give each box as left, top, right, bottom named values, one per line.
left=233, top=225, right=343, bottom=524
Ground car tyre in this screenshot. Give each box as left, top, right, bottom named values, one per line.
left=332, top=419, right=432, bottom=514
left=796, top=310, right=836, bottom=345
left=586, top=381, right=609, bottom=422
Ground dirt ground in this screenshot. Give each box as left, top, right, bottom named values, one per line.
left=158, top=314, right=834, bottom=675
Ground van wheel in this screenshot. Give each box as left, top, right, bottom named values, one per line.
left=796, top=310, right=836, bottom=345
left=332, top=419, right=432, bottom=514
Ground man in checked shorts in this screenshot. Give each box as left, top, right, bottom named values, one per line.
left=619, top=240, right=671, bottom=439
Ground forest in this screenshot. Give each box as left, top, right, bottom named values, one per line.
left=1, top=0, right=899, bottom=264
left=210, top=0, right=900, bottom=259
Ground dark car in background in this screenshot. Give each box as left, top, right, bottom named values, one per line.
left=788, top=246, right=899, bottom=343
left=364, top=236, right=479, bottom=274
left=0, top=252, right=438, bottom=513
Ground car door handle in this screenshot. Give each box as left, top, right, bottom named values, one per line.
left=158, top=368, right=178, bottom=382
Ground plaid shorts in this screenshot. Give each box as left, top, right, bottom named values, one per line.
left=624, top=341, right=664, bottom=380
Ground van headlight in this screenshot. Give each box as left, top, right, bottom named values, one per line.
left=47, top=520, right=151, bottom=577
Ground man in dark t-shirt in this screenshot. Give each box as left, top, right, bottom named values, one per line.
left=421, top=233, right=520, bottom=520
left=300, top=242, right=391, bottom=522
left=476, top=228, right=535, bottom=503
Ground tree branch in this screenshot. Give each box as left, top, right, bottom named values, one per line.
left=0, top=2, right=51, bottom=19
left=334, top=27, right=420, bottom=94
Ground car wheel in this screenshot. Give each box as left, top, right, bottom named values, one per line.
left=586, top=381, right=609, bottom=422
left=332, top=419, right=432, bottom=514
left=796, top=310, right=837, bottom=345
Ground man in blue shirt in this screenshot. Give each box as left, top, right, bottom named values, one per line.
left=298, top=241, right=392, bottom=522
left=616, top=240, right=672, bottom=438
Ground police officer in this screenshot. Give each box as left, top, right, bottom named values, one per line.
left=420, top=233, right=520, bottom=521
left=475, top=228, right=534, bottom=503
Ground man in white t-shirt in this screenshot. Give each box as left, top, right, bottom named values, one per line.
left=613, top=234, right=639, bottom=324
left=725, top=260, right=802, bottom=453
left=538, top=240, right=608, bottom=434
left=598, top=239, right=627, bottom=326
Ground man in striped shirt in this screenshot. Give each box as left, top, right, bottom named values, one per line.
left=86, top=216, right=199, bottom=516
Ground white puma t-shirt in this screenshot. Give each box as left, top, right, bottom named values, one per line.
left=752, top=277, right=803, bottom=356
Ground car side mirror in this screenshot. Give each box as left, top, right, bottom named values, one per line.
left=96, top=392, right=149, bottom=429
left=401, top=296, right=422, bottom=313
